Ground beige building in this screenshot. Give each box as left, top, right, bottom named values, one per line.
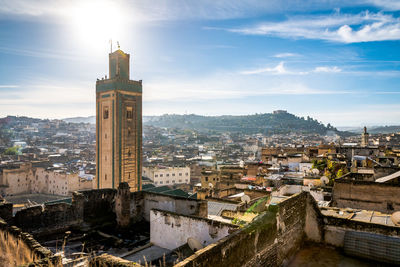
left=143, top=166, right=190, bottom=186
left=0, top=163, right=93, bottom=197
left=96, top=48, right=142, bottom=191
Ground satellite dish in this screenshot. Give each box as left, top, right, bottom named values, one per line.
left=208, top=183, right=214, bottom=188
left=391, top=211, right=400, bottom=226
left=320, top=176, right=329, bottom=186
left=241, top=194, right=251, bottom=204
left=187, top=237, right=203, bottom=252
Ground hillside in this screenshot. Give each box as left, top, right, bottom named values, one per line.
left=369, top=126, right=400, bottom=134
left=144, top=112, right=344, bottom=136
left=63, top=116, right=96, bottom=124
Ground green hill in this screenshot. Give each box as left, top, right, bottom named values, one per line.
left=144, top=112, right=345, bottom=135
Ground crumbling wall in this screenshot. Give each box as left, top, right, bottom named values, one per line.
left=13, top=192, right=84, bottom=234
left=176, top=192, right=311, bottom=267
left=323, top=214, right=400, bottom=247
left=332, top=180, right=400, bottom=212
left=0, top=219, right=52, bottom=267
left=0, top=202, right=12, bottom=223
left=132, top=191, right=207, bottom=222
left=150, top=209, right=238, bottom=250
left=80, top=189, right=116, bottom=224
left=89, top=253, right=141, bottom=267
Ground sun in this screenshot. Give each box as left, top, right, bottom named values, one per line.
left=70, top=1, right=126, bottom=50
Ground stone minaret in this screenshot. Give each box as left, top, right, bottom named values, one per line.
left=96, top=48, right=142, bottom=191
left=361, top=126, right=369, bottom=147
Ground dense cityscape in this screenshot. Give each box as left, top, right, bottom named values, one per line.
left=1, top=0, right=400, bottom=266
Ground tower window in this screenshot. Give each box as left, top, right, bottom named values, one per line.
left=103, top=107, right=109, bottom=119
left=126, top=107, right=133, bottom=119
left=105, top=174, right=107, bottom=180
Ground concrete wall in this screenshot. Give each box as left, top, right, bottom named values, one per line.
left=150, top=209, right=238, bottom=250
left=332, top=180, right=400, bottom=212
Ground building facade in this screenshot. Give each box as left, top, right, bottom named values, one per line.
left=96, top=49, right=142, bottom=191
left=143, top=166, right=191, bottom=186
left=0, top=163, right=93, bottom=197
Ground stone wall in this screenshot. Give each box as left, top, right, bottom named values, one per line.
left=323, top=214, right=400, bottom=247
left=14, top=191, right=84, bottom=234
left=176, top=192, right=310, bottom=267
left=150, top=209, right=238, bottom=250
left=0, top=218, right=53, bottom=267
left=332, top=180, right=400, bottom=212
left=0, top=202, right=12, bottom=223
left=131, top=191, right=207, bottom=222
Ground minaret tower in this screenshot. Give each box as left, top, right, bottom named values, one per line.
left=361, top=126, right=369, bottom=147
left=96, top=47, right=142, bottom=191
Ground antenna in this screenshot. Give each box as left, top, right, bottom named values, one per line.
left=109, top=39, right=112, bottom=53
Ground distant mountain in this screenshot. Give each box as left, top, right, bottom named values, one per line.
left=369, top=126, right=400, bottom=134
left=143, top=112, right=348, bottom=136
left=337, top=125, right=400, bottom=134
left=63, top=116, right=96, bottom=124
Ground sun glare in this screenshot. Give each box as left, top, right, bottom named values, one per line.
left=70, top=1, right=125, bottom=50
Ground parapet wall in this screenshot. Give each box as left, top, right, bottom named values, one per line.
left=176, top=192, right=310, bottom=267
left=332, top=179, right=400, bottom=212
left=150, top=209, right=238, bottom=250
left=13, top=191, right=84, bottom=235
left=0, top=218, right=53, bottom=266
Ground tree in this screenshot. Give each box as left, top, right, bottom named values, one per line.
left=4, top=146, right=19, bottom=155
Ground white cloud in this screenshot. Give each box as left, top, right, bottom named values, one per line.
left=2, top=0, right=400, bottom=22
left=240, top=62, right=288, bottom=75
left=228, top=11, right=400, bottom=43
left=273, top=53, right=301, bottom=58
left=314, top=66, right=342, bottom=73
left=0, top=85, right=19, bottom=88
left=241, top=62, right=344, bottom=75
left=0, top=81, right=94, bottom=118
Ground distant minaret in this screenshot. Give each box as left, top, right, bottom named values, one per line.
left=361, top=126, right=369, bottom=147
left=96, top=47, right=142, bottom=191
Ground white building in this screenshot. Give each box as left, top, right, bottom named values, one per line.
left=143, top=166, right=191, bottom=186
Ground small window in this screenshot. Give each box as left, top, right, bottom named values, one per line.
left=166, top=180, right=169, bottom=184
left=105, top=174, right=107, bottom=180
left=126, top=107, right=133, bottom=119
left=205, top=177, right=208, bottom=181
left=179, top=173, right=182, bottom=176
left=103, top=107, right=109, bottom=119
left=166, top=174, right=169, bottom=177
left=172, top=173, right=175, bottom=176
left=128, top=127, right=131, bottom=136
left=185, top=173, right=189, bottom=176
left=172, top=180, right=175, bottom=183
left=155, top=174, right=158, bottom=177
left=179, top=179, right=182, bottom=182
left=160, top=181, right=163, bottom=184
left=160, top=174, right=163, bottom=177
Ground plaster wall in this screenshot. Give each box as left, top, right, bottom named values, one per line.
left=150, top=209, right=236, bottom=250
left=332, top=180, right=400, bottom=212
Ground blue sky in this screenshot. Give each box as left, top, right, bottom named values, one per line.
left=0, top=0, right=400, bottom=126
